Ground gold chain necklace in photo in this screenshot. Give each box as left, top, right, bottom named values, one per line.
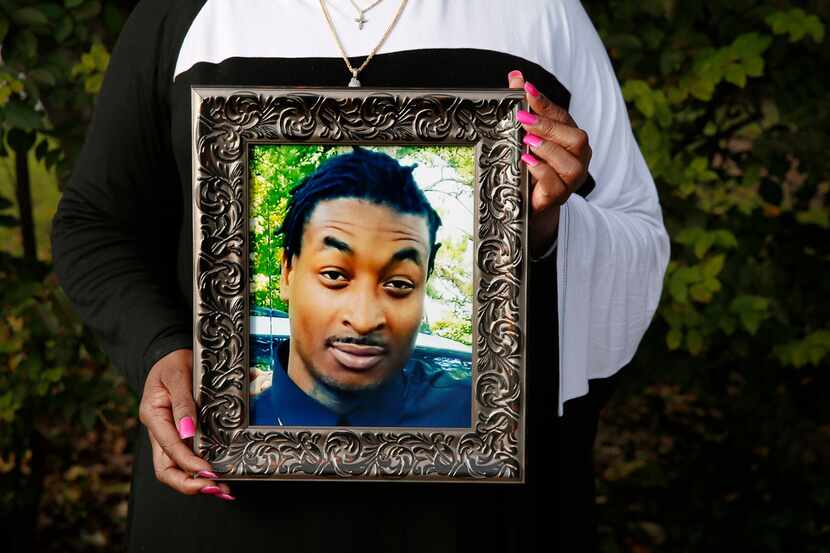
left=318, top=0, right=409, bottom=87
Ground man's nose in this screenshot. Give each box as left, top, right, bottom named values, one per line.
left=342, top=284, right=385, bottom=335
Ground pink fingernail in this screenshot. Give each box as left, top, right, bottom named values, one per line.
left=516, top=110, right=539, bottom=125
left=200, top=486, right=222, bottom=495
left=521, top=153, right=541, bottom=167
left=523, top=133, right=544, bottom=148
left=524, top=81, right=540, bottom=97
left=217, top=493, right=236, bottom=501
left=508, top=69, right=523, bottom=81
left=178, top=417, right=195, bottom=439
left=196, top=470, right=218, bottom=479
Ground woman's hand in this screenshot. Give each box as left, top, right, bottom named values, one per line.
left=507, top=70, right=592, bottom=257
left=139, top=348, right=235, bottom=500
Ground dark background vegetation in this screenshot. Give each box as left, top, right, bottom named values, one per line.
left=1, top=1, right=828, bottom=551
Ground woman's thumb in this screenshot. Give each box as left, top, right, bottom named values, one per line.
left=159, top=349, right=197, bottom=439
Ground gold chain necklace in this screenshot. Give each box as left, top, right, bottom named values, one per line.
left=318, top=0, right=409, bottom=87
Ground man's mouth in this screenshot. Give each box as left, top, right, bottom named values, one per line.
left=328, top=342, right=388, bottom=371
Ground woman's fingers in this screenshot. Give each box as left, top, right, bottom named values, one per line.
left=517, top=108, right=591, bottom=164
left=522, top=80, right=578, bottom=128
left=158, top=350, right=198, bottom=440
left=507, top=69, right=525, bottom=89
left=148, top=431, right=209, bottom=495
left=523, top=135, right=587, bottom=196
left=148, top=432, right=234, bottom=499
left=521, top=152, right=570, bottom=211
left=140, top=349, right=235, bottom=499
left=506, top=70, right=590, bottom=204
left=521, top=113, right=590, bottom=162
left=140, top=369, right=209, bottom=476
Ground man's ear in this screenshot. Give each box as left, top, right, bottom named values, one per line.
left=279, top=254, right=292, bottom=302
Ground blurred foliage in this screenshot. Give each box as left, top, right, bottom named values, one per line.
left=0, top=0, right=127, bottom=182
left=580, top=0, right=830, bottom=551
left=0, top=0, right=827, bottom=551
left=1, top=1, right=138, bottom=551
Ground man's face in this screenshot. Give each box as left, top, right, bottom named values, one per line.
left=280, top=197, right=431, bottom=394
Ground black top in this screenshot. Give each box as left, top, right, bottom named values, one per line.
left=50, top=1, right=621, bottom=550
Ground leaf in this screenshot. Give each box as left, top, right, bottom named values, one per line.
left=84, top=73, right=104, bottom=94
left=694, top=234, right=715, bottom=259
left=712, top=230, right=738, bottom=249
left=39, top=4, right=64, bottom=19
left=689, top=283, right=712, bottom=303
left=9, top=30, right=38, bottom=64
left=690, top=157, right=708, bottom=174
left=703, top=121, right=717, bottom=136
left=766, top=9, right=826, bottom=43
left=55, top=16, right=74, bottom=42
left=795, top=208, right=830, bottom=228
left=675, top=226, right=704, bottom=245
left=808, top=346, right=825, bottom=366
left=4, top=101, right=42, bottom=132
left=73, top=1, right=101, bottom=21
left=0, top=17, right=9, bottom=43
left=89, top=42, right=110, bottom=71
left=729, top=295, right=770, bottom=335
left=743, top=57, right=764, bottom=77
left=731, top=33, right=773, bottom=58
left=689, top=76, right=715, bottom=101
left=686, top=329, right=703, bottom=354
left=668, top=266, right=700, bottom=303
left=702, top=277, right=721, bottom=293
left=65, top=0, right=84, bottom=7
left=719, top=316, right=736, bottom=336
left=724, top=65, right=747, bottom=88
left=666, top=328, right=683, bottom=350
left=28, top=68, right=56, bottom=86
left=702, top=254, right=725, bottom=278
left=805, top=17, right=826, bottom=43
left=666, top=86, right=687, bottom=104
left=12, top=7, right=49, bottom=26
left=637, top=94, right=656, bottom=118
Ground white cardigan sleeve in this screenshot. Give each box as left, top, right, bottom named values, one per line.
left=552, top=0, right=671, bottom=416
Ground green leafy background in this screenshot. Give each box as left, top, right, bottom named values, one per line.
left=0, top=0, right=828, bottom=551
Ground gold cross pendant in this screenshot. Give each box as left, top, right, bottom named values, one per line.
left=355, top=12, right=367, bottom=29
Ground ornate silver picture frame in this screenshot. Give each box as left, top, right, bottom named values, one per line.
left=191, top=86, right=529, bottom=483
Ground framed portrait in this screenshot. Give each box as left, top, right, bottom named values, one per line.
left=191, top=86, right=529, bottom=483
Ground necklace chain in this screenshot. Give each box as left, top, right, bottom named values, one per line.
left=349, top=0, right=384, bottom=29
left=318, top=0, right=409, bottom=86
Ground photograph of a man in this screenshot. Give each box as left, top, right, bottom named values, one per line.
left=251, top=146, right=472, bottom=427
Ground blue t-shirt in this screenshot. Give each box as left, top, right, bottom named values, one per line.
left=251, top=340, right=471, bottom=427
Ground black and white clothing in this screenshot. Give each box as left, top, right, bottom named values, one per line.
left=50, top=1, right=669, bottom=551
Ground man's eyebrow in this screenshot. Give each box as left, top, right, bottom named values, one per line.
left=321, top=236, right=425, bottom=270
left=321, top=235, right=353, bottom=255
left=385, top=247, right=424, bottom=270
